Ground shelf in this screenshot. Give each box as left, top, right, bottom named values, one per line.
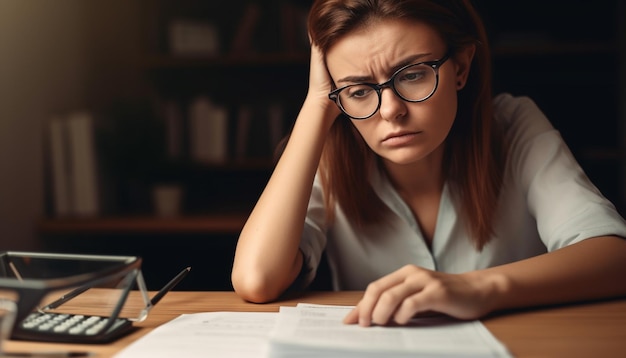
left=581, top=148, right=624, bottom=161
left=39, top=214, right=248, bottom=235
left=492, top=42, right=617, bottom=57
left=163, top=158, right=276, bottom=173
left=141, top=52, right=309, bottom=69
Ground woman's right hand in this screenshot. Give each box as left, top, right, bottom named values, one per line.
left=305, top=44, right=341, bottom=122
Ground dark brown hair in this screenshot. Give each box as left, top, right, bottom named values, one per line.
left=308, top=0, right=506, bottom=250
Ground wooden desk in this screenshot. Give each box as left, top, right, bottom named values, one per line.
left=5, top=291, right=626, bottom=357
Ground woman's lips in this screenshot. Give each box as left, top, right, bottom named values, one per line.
left=382, top=131, right=421, bottom=146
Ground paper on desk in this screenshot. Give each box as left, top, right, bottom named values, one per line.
left=268, top=303, right=512, bottom=357
left=113, top=312, right=276, bottom=358
left=114, top=304, right=510, bottom=358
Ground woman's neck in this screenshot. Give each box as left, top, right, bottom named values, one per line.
left=381, top=145, right=446, bottom=247
left=381, top=145, right=445, bottom=197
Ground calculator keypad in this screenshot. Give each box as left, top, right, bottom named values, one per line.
left=21, top=312, right=128, bottom=336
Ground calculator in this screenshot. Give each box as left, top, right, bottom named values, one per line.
left=10, top=263, right=190, bottom=344
left=0, top=251, right=191, bottom=344
left=13, top=311, right=134, bottom=343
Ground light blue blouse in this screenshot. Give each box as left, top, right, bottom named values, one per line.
left=300, top=93, right=626, bottom=290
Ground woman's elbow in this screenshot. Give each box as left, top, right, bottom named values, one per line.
left=231, top=269, right=283, bottom=303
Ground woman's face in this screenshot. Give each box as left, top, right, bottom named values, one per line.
left=326, top=19, right=470, bottom=167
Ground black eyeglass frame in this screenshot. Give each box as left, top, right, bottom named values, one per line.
left=328, top=52, right=451, bottom=120
left=0, top=251, right=189, bottom=343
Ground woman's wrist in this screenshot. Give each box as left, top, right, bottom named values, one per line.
left=301, top=94, right=341, bottom=128
left=465, top=270, right=512, bottom=315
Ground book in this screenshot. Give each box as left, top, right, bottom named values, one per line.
left=234, top=103, right=285, bottom=161
left=267, top=102, right=285, bottom=154
left=229, top=2, right=262, bottom=54
left=234, top=105, right=253, bottom=160
left=162, top=100, right=184, bottom=160
left=189, top=96, right=229, bottom=163
left=47, top=112, right=101, bottom=217
left=48, top=116, right=71, bottom=217
left=66, top=112, right=100, bottom=217
left=279, top=1, right=310, bottom=53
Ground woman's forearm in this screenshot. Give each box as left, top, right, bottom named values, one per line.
left=232, top=98, right=337, bottom=303
left=474, top=236, right=626, bottom=313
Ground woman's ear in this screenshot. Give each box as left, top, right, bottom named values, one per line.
left=453, top=45, right=475, bottom=90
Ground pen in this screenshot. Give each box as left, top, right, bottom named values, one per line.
left=2, top=351, right=95, bottom=357
left=150, top=266, right=191, bottom=305
left=41, top=285, right=91, bottom=310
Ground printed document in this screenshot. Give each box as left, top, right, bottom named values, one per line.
left=114, top=304, right=511, bottom=358
left=269, top=303, right=511, bottom=357
left=114, top=312, right=276, bottom=358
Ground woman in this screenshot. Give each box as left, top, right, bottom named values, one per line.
left=231, top=0, right=626, bottom=326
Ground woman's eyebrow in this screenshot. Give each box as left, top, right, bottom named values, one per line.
left=335, top=53, right=432, bottom=85
left=336, top=74, right=374, bottom=84
left=391, top=53, right=432, bottom=71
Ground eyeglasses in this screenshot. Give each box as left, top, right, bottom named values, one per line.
left=0, top=251, right=189, bottom=343
left=328, top=53, right=450, bottom=120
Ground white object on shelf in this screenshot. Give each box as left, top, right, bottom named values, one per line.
left=169, top=19, right=219, bottom=56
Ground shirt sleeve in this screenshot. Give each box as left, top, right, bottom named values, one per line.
left=296, top=173, right=329, bottom=288
left=496, top=93, right=626, bottom=251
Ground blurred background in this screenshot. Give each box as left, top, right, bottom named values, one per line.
left=0, top=0, right=624, bottom=290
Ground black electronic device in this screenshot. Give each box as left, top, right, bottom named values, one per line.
left=0, top=251, right=189, bottom=343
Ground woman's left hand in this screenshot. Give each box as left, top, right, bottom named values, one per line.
left=343, top=264, right=505, bottom=326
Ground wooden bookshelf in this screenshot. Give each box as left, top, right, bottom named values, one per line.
left=141, top=52, right=309, bottom=69
left=41, top=1, right=625, bottom=235
left=491, top=42, right=618, bottom=57
left=38, top=213, right=248, bottom=235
